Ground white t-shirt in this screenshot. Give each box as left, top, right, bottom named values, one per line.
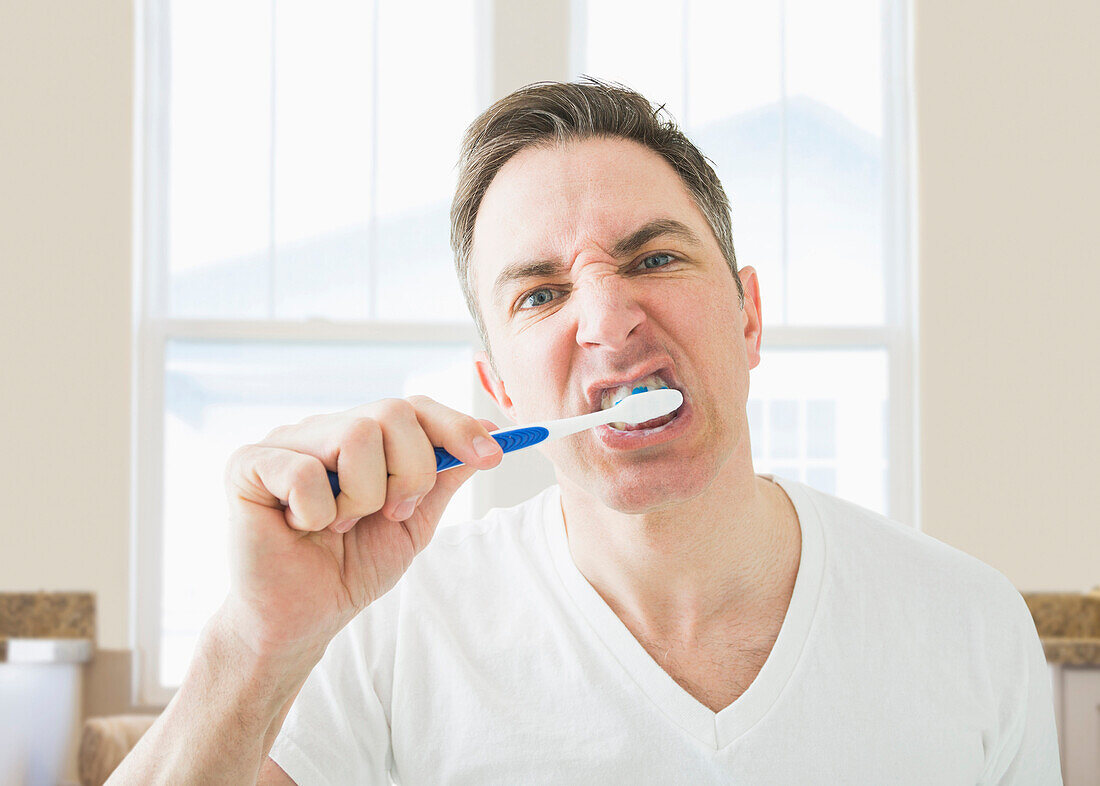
left=269, top=474, right=1062, bottom=785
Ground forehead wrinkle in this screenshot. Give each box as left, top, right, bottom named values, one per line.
left=474, top=138, right=708, bottom=308
left=491, top=215, right=706, bottom=307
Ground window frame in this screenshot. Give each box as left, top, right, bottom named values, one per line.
left=570, top=0, right=915, bottom=524
left=133, top=0, right=493, bottom=706
left=134, top=0, right=914, bottom=706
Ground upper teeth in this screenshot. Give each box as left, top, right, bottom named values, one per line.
left=600, top=374, right=671, bottom=410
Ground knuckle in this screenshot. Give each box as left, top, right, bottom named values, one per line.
left=391, top=472, right=436, bottom=500
left=262, top=423, right=291, bottom=443
left=405, top=394, right=433, bottom=408
left=412, top=471, right=438, bottom=496
left=287, top=455, right=324, bottom=491
left=344, top=401, right=374, bottom=419
left=374, top=397, right=416, bottom=422
left=298, top=413, right=325, bottom=429
left=455, top=414, right=487, bottom=441
left=362, top=484, right=388, bottom=512
left=417, top=478, right=439, bottom=499
left=225, top=444, right=255, bottom=478
left=342, top=416, right=381, bottom=445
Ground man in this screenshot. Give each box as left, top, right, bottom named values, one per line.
left=113, top=80, right=1061, bottom=784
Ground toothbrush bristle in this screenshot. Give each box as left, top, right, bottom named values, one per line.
left=613, top=388, right=683, bottom=421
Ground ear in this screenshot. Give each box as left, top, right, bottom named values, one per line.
left=737, top=266, right=764, bottom=370
left=474, top=350, right=516, bottom=421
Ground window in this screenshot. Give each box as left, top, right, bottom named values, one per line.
left=135, top=0, right=490, bottom=701
left=137, top=0, right=912, bottom=702
left=576, top=0, right=913, bottom=517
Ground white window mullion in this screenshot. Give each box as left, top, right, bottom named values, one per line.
left=887, top=328, right=916, bottom=528
left=146, top=0, right=170, bottom=320
left=268, top=0, right=277, bottom=320
left=568, top=0, right=587, bottom=77
left=161, top=318, right=480, bottom=344
left=367, top=0, right=381, bottom=320
left=135, top=320, right=171, bottom=706
left=761, top=325, right=894, bottom=349
left=882, top=0, right=913, bottom=333
left=778, top=0, right=790, bottom=326
left=888, top=0, right=917, bottom=528
left=134, top=0, right=173, bottom=706
left=681, top=0, right=691, bottom=127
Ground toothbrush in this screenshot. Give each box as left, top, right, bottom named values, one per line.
left=326, top=388, right=683, bottom=497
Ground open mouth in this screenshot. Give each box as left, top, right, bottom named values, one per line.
left=595, top=371, right=683, bottom=432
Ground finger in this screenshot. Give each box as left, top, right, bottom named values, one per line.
left=253, top=401, right=498, bottom=530
left=389, top=418, right=499, bottom=551
left=411, top=418, right=498, bottom=526
left=396, top=463, right=477, bottom=551
left=370, top=398, right=439, bottom=522
left=407, top=396, right=504, bottom=473
left=329, top=416, right=388, bottom=527
left=226, top=445, right=336, bottom=532
left=257, top=412, right=392, bottom=527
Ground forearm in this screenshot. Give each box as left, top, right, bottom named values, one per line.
left=108, top=605, right=324, bottom=785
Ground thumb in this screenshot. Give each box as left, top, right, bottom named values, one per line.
left=415, top=418, right=500, bottom=526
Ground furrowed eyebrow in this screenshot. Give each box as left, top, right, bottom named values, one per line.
left=492, top=259, right=571, bottom=306
left=491, top=218, right=704, bottom=306
left=610, top=218, right=703, bottom=259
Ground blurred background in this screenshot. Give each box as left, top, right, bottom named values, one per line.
left=1, top=0, right=1097, bottom=782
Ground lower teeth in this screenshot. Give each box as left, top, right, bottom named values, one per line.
left=609, top=413, right=675, bottom=432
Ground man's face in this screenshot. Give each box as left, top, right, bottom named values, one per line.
left=470, top=136, right=763, bottom=513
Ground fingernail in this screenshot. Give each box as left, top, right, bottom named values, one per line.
left=333, top=518, right=357, bottom=534
left=473, top=436, right=499, bottom=459
left=393, top=498, right=416, bottom=521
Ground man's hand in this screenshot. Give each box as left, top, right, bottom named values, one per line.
left=108, top=396, right=502, bottom=785
left=223, top=396, right=503, bottom=660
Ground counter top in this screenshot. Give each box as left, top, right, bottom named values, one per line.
left=0, top=591, right=96, bottom=664
left=1022, top=591, right=1100, bottom=666
left=0, top=591, right=95, bottom=639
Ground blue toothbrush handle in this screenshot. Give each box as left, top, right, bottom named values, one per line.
left=326, top=426, right=549, bottom=497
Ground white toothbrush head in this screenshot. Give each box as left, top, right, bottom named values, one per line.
left=606, top=388, right=684, bottom=424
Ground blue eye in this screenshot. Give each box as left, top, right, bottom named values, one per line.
left=519, top=288, right=559, bottom=309
left=641, top=253, right=674, bottom=269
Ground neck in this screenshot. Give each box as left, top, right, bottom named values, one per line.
left=556, top=453, right=800, bottom=641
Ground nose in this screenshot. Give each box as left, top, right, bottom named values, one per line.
left=573, top=274, right=646, bottom=351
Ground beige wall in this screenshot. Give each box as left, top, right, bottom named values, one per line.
left=0, top=0, right=133, bottom=649
left=0, top=0, right=1096, bottom=659
left=915, top=0, right=1099, bottom=590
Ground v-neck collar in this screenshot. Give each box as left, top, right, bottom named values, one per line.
left=542, top=473, right=825, bottom=750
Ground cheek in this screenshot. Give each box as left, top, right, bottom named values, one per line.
left=659, top=278, right=743, bottom=342
left=659, top=280, right=748, bottom=404
left=498, top=329, right=576, bottom=420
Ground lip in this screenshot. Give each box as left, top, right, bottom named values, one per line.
left=583, top=362, right=683, bottom=413
left=594, top=393, right=693, bottom=451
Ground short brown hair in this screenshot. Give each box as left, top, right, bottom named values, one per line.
left=450, top=77, right=744, bottom=359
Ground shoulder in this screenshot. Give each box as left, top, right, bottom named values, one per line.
left=786, top=478, right=1028, bottom=627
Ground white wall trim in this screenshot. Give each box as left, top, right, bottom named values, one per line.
left=157, top=319, right=481, bottom=344
left=884, top=0, right=917, bottom=529
left=133, top=0, right=174, bottom=708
